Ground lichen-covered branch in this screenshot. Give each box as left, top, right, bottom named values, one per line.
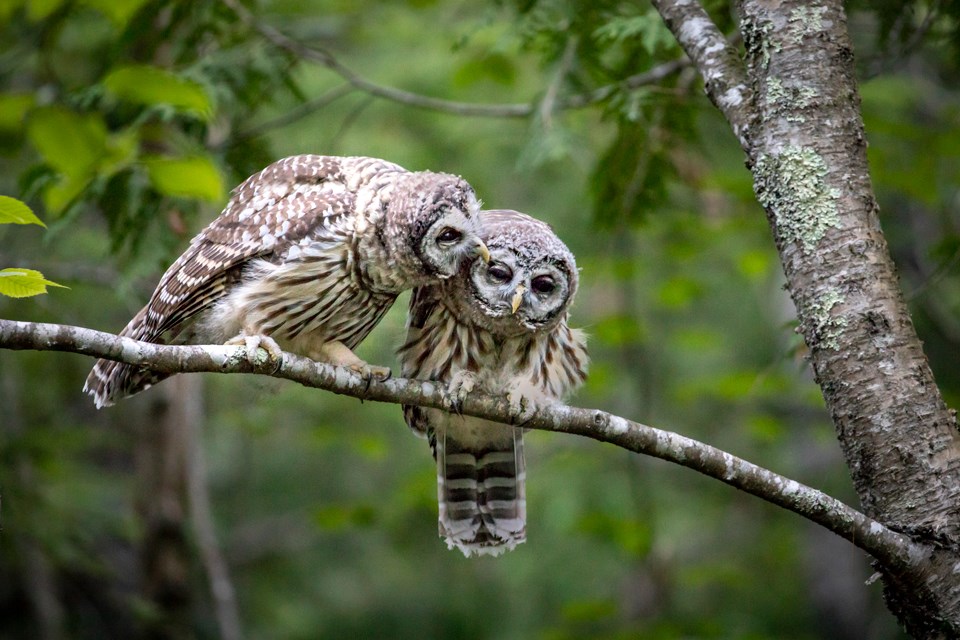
left=0, top=318, right=927, bottom=574
left=651, top=0, right=753, bottom=149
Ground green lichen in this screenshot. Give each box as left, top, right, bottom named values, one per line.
left=766, top=77, right=819, bottom=122
left=754, top=146, right=841, bottom=253
left=796, top=86, right=818, bottom=107
left=765, top=77, right=788, bottom=105
left=807, top=289, right=848, bottom=350
left=741, top=15, right=779, bottom=69
left=789, top=6, right=828, bottom=43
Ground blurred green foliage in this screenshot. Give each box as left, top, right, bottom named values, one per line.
left=1, top=0, right=957, bottom=638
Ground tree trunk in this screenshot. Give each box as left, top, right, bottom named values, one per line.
left=653, top=0, right=960, bottom=633
left=734, top=1, right=960, bottom=634
left=137, top=382, right=192, bottom=639
left=1, top=356, right=66, bottom=640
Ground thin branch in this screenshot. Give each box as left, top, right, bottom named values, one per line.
left=539, top=35, right=579, bottom=131
left=864, top=0, right=944, bottom=78
left=651, top=0, right=753, bottom=150
left=179, top=377, right=242, bottom=640
left=227, top=83, right=355, bottom=147
left=220, top=0, right=688, bottom=119
left=0, top=318, right=928, bottom=574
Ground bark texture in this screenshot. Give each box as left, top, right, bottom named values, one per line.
left=0, top=318, right=926, bottom=574
left=655, top=0, right=960, bottom=634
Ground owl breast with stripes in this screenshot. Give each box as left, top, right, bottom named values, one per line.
left=84, top=154, right=488, bottom=408
left=399, top=209, right=588, bottom=557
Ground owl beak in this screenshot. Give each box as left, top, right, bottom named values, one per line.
left=511, top=284, right=527, bottom=314
left=475, top=240, right=490, bottom=264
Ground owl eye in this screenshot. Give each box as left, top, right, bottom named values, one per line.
left=487, top=263, right=513, bottom=283
left=436, top=227, right=463, bottom=244
left=531, top=275, right=556, bottom=295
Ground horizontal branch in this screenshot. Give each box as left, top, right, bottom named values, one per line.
left=221, top=0, right=687, bottom=119
left=0, top=318, right=927, bottom=574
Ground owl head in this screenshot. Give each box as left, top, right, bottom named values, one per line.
left=450, top=209, right=578, bottom=336
left=389, top=172, right=489, bottom=282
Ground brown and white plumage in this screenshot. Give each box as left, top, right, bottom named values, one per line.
left=85, top=154, right=488, bottom=408
left=399, top=209, right=588, bottom=557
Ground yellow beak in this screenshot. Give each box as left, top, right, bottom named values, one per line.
left=511, top=284, right=527, bottom=314
left=476, top=240, right=491, bottom=264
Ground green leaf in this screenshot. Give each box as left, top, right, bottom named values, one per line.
left=0, top=196, right=46, bottom=227
left=27, top=106, right=107, bottom=178
left=453, top=53, right=517, bottom=88
left=0, top=268, right=67, bottom=298
left=0, top=0, right=23, bottom=21
left=101, top=127, right=140, bottom=175
left=142, top=155, right=224, bottom=202
left=0, top=93, right=34, bottom=132
left=593, top=9, right=674, bottom=55
left=81, top=0, right=149, bottom=26
left=42, top=174, right=92, bottom=215
left=26, top=0, right=62, bottom=21
left=103, top=65, right=213, bottom=120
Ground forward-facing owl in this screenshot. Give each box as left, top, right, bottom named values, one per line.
left=399, top=209, right=588, bottom=557
left=85, top=154, right=489, bottom=408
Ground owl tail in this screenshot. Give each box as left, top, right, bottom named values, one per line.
left=436, top=425, right=526, bottom=557
left=83, top=308, right=172, bottom=409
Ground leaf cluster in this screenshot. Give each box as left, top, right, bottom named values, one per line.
left=0, top=0, right=297, bottom=261
left=0, top=196, right=64, bottom=297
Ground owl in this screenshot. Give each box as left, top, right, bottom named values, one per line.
left=85, top=154, right=489, bottom=408
left=399, top=209, right=588, bottom=557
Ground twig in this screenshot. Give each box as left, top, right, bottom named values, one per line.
left=220, top=0, right=689, bottom=119
left=539, top=35, right=579, bottom=130
left=0, top=318, right=928, bottom=574
left=228, top=84, right=354, bottom=146
left=864, top=0, right=944, bottom=78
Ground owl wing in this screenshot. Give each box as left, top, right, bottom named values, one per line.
left=400, top=283, right=449, bottom=440
left=140, top=155, right=371, bottom=342
left=85, top=155, right=396, bottom=408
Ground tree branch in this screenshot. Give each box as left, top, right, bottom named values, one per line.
left=0, top=318, right=928, bottom=575
left=651, top=0, right=753, bottom=150
left=220, top=0, right=688, bottom=119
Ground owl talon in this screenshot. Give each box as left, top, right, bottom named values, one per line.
left=348, top=362, right=392, bottom=383
left=445, top=371, right=478, bottom=414
left=507, top=390, right=537, bottom=425
left=225, top=333, right=283, bottom=370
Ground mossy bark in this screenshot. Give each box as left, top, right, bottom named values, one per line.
left=738, top=1, right=960, bottom=635
left=655, top=0, right=960, bottom=633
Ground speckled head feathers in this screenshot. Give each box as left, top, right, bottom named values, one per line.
left=447, top=209, right=578, bottom=335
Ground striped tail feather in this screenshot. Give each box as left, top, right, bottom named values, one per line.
left=437, top=425, right=526, bottom=557
left=83, top=309, right=172, bottom=408
left=83, top=359, right=170, bottom=409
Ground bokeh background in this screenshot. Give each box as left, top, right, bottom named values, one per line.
left=2, top=1, right=958, bottom=638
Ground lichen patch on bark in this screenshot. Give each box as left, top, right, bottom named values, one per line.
left=754, top=146, right=841, bottom=253
left=807, top=289, right=848, bottom=350
left=789, top=6, right=829, bottom=42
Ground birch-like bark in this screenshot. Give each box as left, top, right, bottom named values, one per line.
left=653, top=0, right=960, bottom=634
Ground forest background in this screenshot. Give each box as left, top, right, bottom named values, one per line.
left=1, top=1, right=958, bottom=638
